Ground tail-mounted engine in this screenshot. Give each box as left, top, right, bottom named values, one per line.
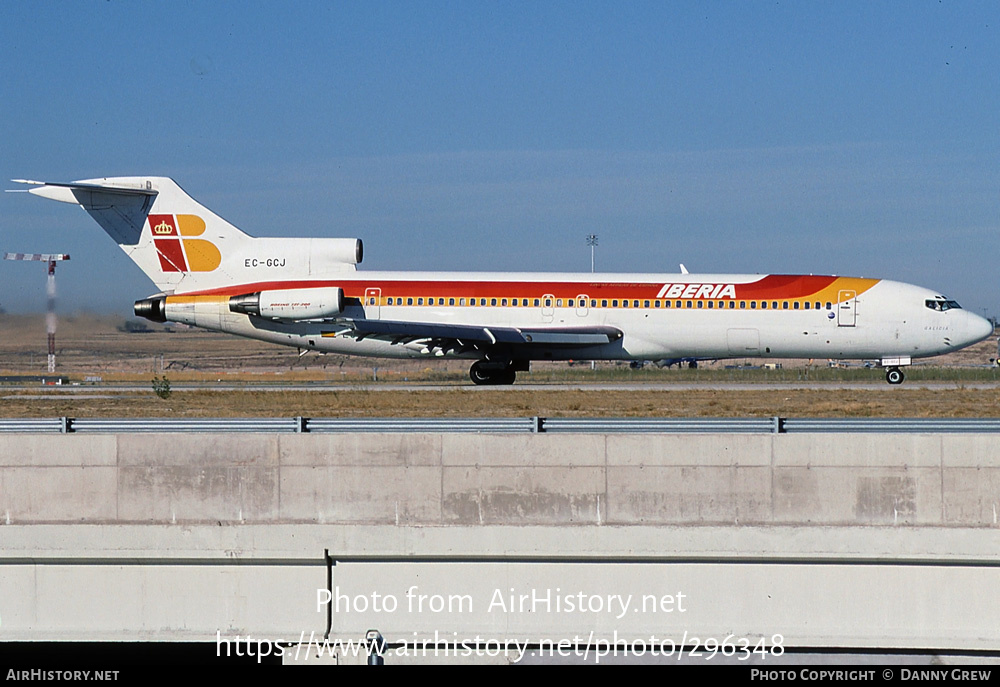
left=229, top=286, right=345, bottom=321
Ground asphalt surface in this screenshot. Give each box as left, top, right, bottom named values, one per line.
left=4, top=380, right=1000, bottom=395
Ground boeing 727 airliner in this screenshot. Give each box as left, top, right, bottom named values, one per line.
left=14, top=177, right=994, bottom=384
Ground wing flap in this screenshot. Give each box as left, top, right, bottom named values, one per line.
left=330, top=319, right=622, bottom=347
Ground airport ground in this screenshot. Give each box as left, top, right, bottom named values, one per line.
left=0, top=313, right=997, bottom=418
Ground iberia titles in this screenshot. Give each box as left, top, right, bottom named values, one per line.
left=656, top=283, right=737, bottom=300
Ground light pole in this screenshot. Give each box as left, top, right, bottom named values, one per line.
left=586, top=234, right=598, bottom=273
left=585, top=235, right=598, bottom=372
left=4, top=252, right=70, bottom=373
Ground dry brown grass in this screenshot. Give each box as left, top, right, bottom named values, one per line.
left=2, top=387, right=999, bottom=418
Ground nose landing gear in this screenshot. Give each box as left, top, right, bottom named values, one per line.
left=885, top=367, right=905, bottom=385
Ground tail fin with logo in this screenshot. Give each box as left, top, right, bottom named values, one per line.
left=13, top=176, right=362, bottom=294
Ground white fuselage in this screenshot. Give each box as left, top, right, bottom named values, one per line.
left=164, top=271, right=994, bottom=363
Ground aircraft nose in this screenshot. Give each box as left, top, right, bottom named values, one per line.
left=967, top=312, right=995, bottom=345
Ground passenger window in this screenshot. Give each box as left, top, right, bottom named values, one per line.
left=686, top=301, right=693, bottom=308
left=556, top=299, right=563, bottom=307
left=815, top=302, right=821, bottom=310
left=501, top=298, right=507, bottom=306
left=643, top=300, right=650, bottom=308
left=772, top=302, right=778, bottom=309
left=491, top=298, right=497, bottom=306
left=728, top=301, right=735, bottom=309
left=522, top=299, right=529, bottom=306
left=740, top=301, right=746, bottom=309
left=622, top=300, right=629, bottom=308
left=601, top=299, right=608, bottom=307
left=664, top=301, right=671, bottom=308
left=612, top=300, right=618, bottom=307
left=654, top=300, right=661, bottom=308
left=825, top=302, right=832, bottom=310
left=449, top=298, right=455, bottom=306
left=633, top=300, right=639, bottom=308
left=751, top=302, right=757, bottom=309
left=545, top=298, right=552, bottom=307
left=534, top=299, right=540, bottom=307
left=707, top=301, right=714, bottom=309
left=804, top=302, right=810, bottom=310
left=590, top=299, right=597, bottom=307
left=697, top=301, right=703, bottom=309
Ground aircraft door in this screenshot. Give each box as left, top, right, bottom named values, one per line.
left=837, top=290, right=857, bottom=327
left=576, top=294, right=589, bottom=318
left=541, top=293, right=554, bottom=323
left=364, top=287, right=381, bottom=320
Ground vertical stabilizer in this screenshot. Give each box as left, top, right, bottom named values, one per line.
left=17, top=177, right=251, bottom=293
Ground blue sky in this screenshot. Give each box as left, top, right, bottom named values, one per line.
left=2, top=1, right=998, bottom=317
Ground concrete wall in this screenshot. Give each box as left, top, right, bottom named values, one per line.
left=3, top=431, right=1000, bottom=655
left=1, top=432, right=998, bottom=527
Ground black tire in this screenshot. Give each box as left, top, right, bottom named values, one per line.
left=469, top=362, right=517, bottom=386
left=886, top=367, right=904, bottom=385
left=470, top=362, right=493, bottom=385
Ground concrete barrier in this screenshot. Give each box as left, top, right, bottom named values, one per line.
left=3, top=431, right=1000, bottom=655
left=2, top=432, right=999, bottom=527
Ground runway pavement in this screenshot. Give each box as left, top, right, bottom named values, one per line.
left=4, top=380, right=1000, bottom=395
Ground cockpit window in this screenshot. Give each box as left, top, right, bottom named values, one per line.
left=925, top=299, right=962, bottom=312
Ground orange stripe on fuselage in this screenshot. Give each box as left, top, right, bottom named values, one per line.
left=166, top=295, right=230, bottom=305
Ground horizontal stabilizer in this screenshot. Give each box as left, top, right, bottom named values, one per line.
left=13, top=179, right=158, bottom=204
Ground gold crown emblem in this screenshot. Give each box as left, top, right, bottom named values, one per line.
left=153, top=221, right=173, bottom=235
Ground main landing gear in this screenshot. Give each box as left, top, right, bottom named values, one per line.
left=885, top=367, right=905, bottom=385
left=469, top=360, right=517, bottom=386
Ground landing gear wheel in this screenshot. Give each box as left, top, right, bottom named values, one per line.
left=470, top=362, right=492, bottom=385
left=885, top=367, right=904, bottom=385
left=470, top=361, right=517, bottom=386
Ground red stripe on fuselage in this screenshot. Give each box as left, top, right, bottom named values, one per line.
left=176, top=274, right=840, bottom=300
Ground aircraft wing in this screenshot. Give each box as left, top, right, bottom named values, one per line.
left=327, top=319, right=622, bottom=347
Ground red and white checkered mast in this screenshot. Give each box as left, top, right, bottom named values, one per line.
left=4, top=253, right=70, bottom=373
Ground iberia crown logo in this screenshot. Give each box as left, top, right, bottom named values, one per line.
left=148, top=214, right=221, bottom=273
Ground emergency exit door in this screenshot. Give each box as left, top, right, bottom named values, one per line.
left=837, top=290, right=856, bottom=327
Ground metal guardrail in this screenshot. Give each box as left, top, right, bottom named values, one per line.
left=0, top=418, right=67, bottom=433
left=307, top=417, right=539, bottom=433
left=67, top=418, right=302, bottom=433
left=4, top=417, right=1000, bottom=434
left=781, top=418, right=1000, bottom=433
left=543, top=417, right=780, bottom=433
